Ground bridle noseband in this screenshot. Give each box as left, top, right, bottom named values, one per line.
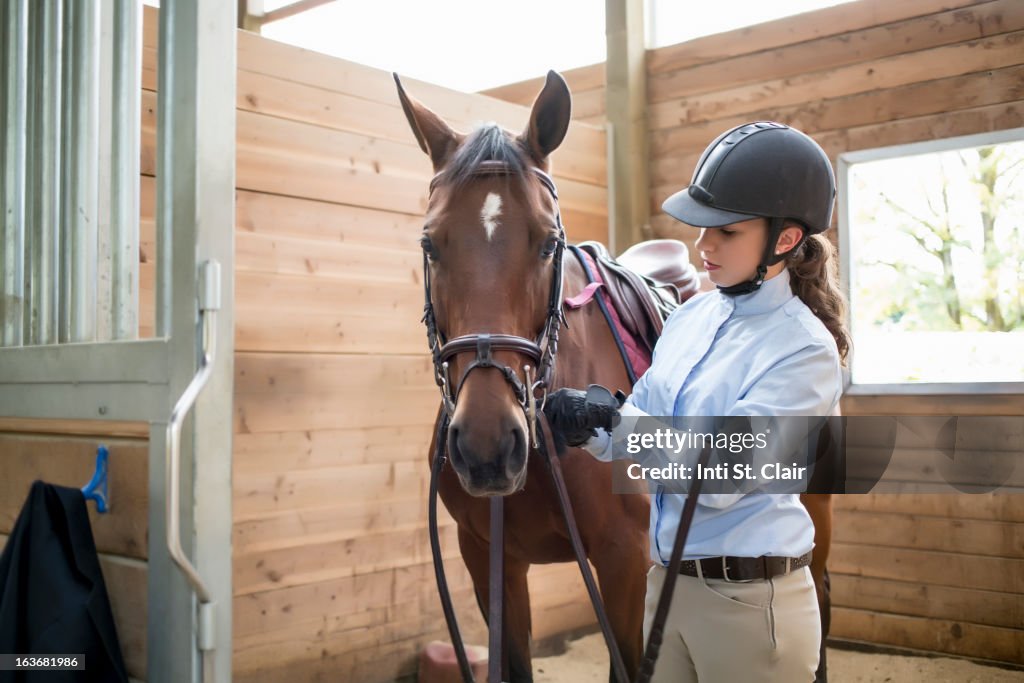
left=421, top=160, right=568, bottom=447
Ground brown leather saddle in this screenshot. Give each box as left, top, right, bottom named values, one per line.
left=572, top=239, right=702, bottom=360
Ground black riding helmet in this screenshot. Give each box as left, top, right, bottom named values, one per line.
left=661, top=121, right=836, bottom=295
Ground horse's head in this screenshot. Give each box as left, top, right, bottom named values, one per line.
left=395, top=71, right=572, bottom=497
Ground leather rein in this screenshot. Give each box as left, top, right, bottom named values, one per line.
left=423, top=160, right=707, bottom=683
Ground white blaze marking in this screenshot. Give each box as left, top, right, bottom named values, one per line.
left=480, top=192, right=503, bottom=241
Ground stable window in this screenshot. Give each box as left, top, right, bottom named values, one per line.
left=839, top=130, right=1024, bottom=391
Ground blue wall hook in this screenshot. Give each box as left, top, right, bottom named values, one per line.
left=81, top=445, right=110, bottom=513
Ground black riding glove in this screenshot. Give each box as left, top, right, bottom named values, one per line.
left=543, top=384, right=627, bottom=454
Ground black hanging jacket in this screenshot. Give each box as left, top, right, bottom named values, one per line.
left=0, top=481, right=129, bottom=683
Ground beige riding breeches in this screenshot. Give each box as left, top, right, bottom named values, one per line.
left=642, top=564, right=821, bottom=682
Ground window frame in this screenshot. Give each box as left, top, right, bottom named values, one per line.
left=837, top=127, right=1024, bottom=396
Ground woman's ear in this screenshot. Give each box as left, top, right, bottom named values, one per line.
left=775, top=223, right=807, bottom=256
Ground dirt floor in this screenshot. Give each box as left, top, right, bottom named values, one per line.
left=532, top=633, right=1022, bottom=682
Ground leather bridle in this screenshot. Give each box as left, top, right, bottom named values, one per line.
left=421, top=160, right=568, bottom=448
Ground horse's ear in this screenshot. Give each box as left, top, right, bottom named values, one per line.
left=520, top=70, right=572, bottom=165
left=393, top=73, right=459, bottom=171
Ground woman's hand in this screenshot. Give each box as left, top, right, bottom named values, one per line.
left=542, top=384, right=626, bottom=452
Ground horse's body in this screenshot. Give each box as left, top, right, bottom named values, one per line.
left=396, top=70, right=833, bottom=683
left=428, top=251, right=651, bottom=681
left=396, top=71, right=651, bottom=681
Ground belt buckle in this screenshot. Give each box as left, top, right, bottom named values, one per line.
left=721, top=557, right=754, bottom=583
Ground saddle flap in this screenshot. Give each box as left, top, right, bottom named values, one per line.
left=575, top=241, right=682, bottom=357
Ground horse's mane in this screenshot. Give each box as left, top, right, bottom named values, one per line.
left=437, top=123, right=529, bottom=191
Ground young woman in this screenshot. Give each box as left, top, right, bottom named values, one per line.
left=544, top=121, right=850, bottom=682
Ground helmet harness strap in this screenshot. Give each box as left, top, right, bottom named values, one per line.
left=716, top=217, right=807, bottom=297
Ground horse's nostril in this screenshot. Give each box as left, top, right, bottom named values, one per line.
left=447, top=426, right=465, bottom=468
left=505, top=427, right=527, bottom=477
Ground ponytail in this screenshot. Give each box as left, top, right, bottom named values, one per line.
left=785, top=229, right=851, bottom=364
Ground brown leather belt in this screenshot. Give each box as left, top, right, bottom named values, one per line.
left=678, top=550, right=812, bottom=582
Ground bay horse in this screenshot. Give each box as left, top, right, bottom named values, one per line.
left=396, top=71, right=649, bottom=682
left=395, top=72, right=834, bottom=683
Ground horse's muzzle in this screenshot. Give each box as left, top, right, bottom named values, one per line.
left=447, top=422, right=528, bottom=496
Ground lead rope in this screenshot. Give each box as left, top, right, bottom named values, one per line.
left=428, top=416, right=511, bottom=683
left=488, top=497, right=505, bottom=683
left=536, top=413, right=631, bottom=683
left=428, top=413, right=477, bottom=682
left=634, top=444, right=713, bottom=683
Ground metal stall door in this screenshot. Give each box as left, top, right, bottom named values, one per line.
left=0, top=1, right=235, bottom=681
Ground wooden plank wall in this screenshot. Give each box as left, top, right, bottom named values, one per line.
left=482, top=63, right=607, bottom=126
left=144, top=10, right=609, bottom=681
left=829, top=408, right=1024, bottom=662
left=483, top=0, right=1024, bottom=665
left=646, top=0, right=1024, bottom=250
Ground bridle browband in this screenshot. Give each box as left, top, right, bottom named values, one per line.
left=421, top=160, right=568, bottom=447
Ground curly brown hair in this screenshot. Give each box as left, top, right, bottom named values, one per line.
left=784, top=225, right=851, bottom=364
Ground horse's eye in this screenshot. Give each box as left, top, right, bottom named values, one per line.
left=541, top=236, right=559, bottom=258
left=420, top=235, right=438, bottom=262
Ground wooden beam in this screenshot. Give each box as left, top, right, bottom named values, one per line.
left=262, top=0, right=335, bottom=26
left=238, top=0, right=264, bottom=32
left=605, top=0, right=649, bottom=253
